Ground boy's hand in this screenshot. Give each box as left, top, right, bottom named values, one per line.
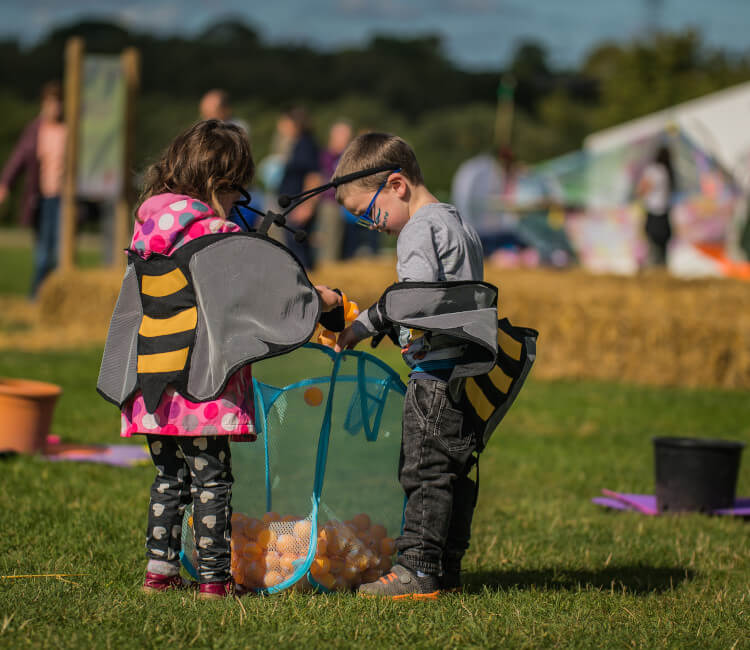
left=334, top=324, right=366, bottom=353
left=315, top=285, right=343, bottom=312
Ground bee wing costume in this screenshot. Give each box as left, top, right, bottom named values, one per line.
left=369, top=281, right=538, bottom=451
left=97, top=232, right=322, bottom=413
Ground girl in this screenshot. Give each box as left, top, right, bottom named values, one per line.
left=122, top=120, right=340, bottom=599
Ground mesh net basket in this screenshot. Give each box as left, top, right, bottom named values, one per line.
left=181, top=343, right=406, bottom=593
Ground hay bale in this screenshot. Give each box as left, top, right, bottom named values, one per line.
left=37, top=268, right=122, bottom=332
left=3, top=254, right=750, bottom=392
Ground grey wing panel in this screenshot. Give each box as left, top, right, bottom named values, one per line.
left=188, top=237, right=320, bottom=400
left=97, top=265, right=141, bottom=406
left=385, top=284, right=496, bottom=318
left=384, top=284, right=498, bottom=352
left=388, top=308, right=498, bottom=351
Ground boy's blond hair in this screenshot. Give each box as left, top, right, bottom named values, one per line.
left=333, top=133, right=424, bottom=202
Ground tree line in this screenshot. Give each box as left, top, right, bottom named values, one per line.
left=0, top=18, right=748, bottom=214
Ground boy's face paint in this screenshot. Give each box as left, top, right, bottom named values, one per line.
left=360, top=175, right=390, bottom=227
left=372, top=207, right=389, bottom=231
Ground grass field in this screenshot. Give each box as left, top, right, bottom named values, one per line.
left=1, top=341, right=749, bottom=648
left=1, top=237, right=749, bottom=647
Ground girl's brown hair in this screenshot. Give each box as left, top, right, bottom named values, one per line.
left=138, top=119, right=254, bottom=220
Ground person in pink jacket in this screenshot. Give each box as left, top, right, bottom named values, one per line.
left=129, top=120, right=341, bottom=599
left=0, top=81, right=66, bottom=297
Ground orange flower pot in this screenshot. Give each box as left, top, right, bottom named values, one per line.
left=0, top=378, right=62, bottom=453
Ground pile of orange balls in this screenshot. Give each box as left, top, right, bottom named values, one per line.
left=228, top=511, right=396, bottom=591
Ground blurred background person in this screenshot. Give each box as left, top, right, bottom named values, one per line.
left=637, top=144, right=676, bottom=266
left=336, top=124, right=381, bottom=260
left=199, top=88, right=260, bottom=229
left=317, top=119, right=353, bottom=262
left=199, top=88, right=249, bottom=134
left=0, top=81, right=66, bottom=298
left=278, top=107, right=320, bottom=269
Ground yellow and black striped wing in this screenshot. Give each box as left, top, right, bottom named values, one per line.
left=463, top=318, right=538, bottom=450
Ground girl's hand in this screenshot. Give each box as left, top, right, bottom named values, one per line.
left=315, top=285, right=343, bottom=312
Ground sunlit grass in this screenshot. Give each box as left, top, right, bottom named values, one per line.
left=1, top=346, right=748, bottom=648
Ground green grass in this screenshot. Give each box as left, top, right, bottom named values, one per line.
left=1, top=346, right=748, bottom=648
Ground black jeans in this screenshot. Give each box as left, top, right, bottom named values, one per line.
left=145, top=434, right=233, bottom=583
left=645, top=211, right=671, bottom=265
left=396, top=379, right=479, bottom=576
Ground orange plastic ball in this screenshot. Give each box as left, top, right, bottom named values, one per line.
left=379, top=537, right=396, bottom=556
left=369, top=523, right=387, bottom=540
left=325, top=530, right=343, bottom=556
left=315, top=571, right=336, bottom=590
left=328, top=557, right=344, bottom=575
left=245, top=518, right=263, bottom=537
left=310, top=557, right=331, bottom=577
left=342, top=563, right=359, bottom=582
left=257, top=528, right=278, bottom=549
left=279, top=553, right=299, bottom=574
left=242, top=540, right=263, bottom=558
left=246, top=558, right=265, bottom=582
left=294, top=519, right=313, bottom=540
left=352, top=513, right=371, bottom=531
left=277, top=534, right=298, bottom=555
left=264, top=551, right=282, bottom=572
left=303, top=386, right=324, bottom=406
left=263, top=570, right=284, bottom=588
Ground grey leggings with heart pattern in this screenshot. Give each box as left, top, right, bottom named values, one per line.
left=145, top=434, right=233, bottom=583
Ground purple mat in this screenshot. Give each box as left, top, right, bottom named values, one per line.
left=593, top=490, right=750, bottom=516
left=44, top=443, right=149, bottom=467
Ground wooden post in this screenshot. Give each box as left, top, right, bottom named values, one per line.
left=59, top=37, right=83, bottom=271
left=113, top=47, right=140, bottom=270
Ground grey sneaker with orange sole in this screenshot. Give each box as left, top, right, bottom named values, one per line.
left=357, top=564, right=440, bottom=600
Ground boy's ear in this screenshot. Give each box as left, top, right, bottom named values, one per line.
left=390, top=173, right=409, bottom=199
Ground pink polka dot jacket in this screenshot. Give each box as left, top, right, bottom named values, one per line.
left=120, top=193, right=256, bottom=442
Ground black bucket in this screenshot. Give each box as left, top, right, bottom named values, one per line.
left=653, top=437, right=745, bottom=513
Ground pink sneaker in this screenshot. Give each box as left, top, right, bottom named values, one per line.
left=199, top=579, right=245, bottom=600
left=142, top=571, right=195, bottom=594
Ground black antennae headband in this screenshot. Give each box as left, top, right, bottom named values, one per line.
left=277, top=165, right=400, bottom=209
left=254, top=164, right=400, bottom=239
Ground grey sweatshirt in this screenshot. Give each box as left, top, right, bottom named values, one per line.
left=355, top=202, right=484, bottom=368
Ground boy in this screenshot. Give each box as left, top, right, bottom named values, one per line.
left=334, top=133, right=485, bottom=598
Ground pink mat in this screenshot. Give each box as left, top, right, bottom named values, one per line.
left=593, top=490, right=750, bottom=516
left=44, top=436, right=149, bottom=467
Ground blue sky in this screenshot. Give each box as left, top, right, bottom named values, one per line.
left=1, top=0, right=749, bottom=69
